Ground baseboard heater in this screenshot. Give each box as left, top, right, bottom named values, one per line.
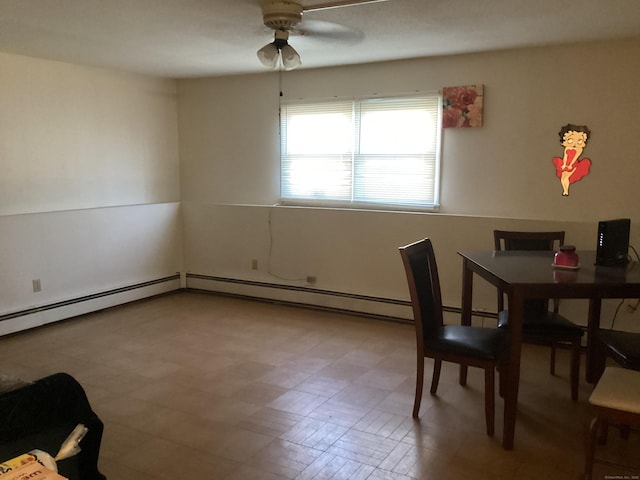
left=185, top=273, right=497, bottom=323
left=0, top=274, right=181, bottom=336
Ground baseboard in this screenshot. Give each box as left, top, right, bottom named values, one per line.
left=1, top=272, right=496, bottom=337
left=0, top=274, right=181, bottom=336
left=186, top=273, right=412, bottom=321
left=186, top=273, right=499, bottom=326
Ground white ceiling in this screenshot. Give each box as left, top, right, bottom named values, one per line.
left=1, top=0, right=640, bottom=79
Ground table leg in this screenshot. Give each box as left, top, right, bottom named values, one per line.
left=586, top=298, right=602, bottom=384
left=460, top=259, right=473, bottom=384
left=503, top=289, right=523, bottom=450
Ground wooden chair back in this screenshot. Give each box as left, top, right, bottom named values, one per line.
left=493, top=230, right=565, bottom=313
left=399, top=238, right=444, bottom=346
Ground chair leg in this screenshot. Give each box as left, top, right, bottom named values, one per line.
left=584, top=416, right=599, bottom=480
left=550, top=344, right=557, bottom=376
left=570, top=338, right=581, bottom=402
left=413, top=356, right=425, bottom=418
left=430, top=359, right=442, bottom=395
left=459, top=364, right=468, bottom=386
left=596, top=420, right=630, bottom=441
left=620, top=424, right=631, bottom=440
left=597, top=419, right=609, bottom=445
left=484, top=367, right=495, bottom=436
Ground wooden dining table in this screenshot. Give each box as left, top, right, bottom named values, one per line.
left=458, top=249, right=640, bottom=450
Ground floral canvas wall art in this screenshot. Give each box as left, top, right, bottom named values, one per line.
left=442, top=84, right=484, bottom=128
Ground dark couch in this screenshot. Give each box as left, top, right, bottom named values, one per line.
left=0, top=373, right=106, bottom=480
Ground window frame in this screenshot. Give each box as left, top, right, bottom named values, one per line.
left=279, top=92, right=442, bottom=212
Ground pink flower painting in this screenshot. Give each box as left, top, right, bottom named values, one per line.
left=442, top=85, right=484, bottom=128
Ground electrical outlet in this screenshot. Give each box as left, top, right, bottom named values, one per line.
left=251, top=259, right=258, bottom=270
left=32, top=279, right=41, bottom=292
left=306, top=276, right=317, bottom=284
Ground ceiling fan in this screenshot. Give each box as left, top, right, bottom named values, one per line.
left=257, top=0, right=390, bottom=71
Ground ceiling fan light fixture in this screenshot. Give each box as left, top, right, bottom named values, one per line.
left=280, top=44, right=301, bottom=70
left=257, top=29, right=301, bottom=71
left=257, top=42, right=279, bottom=68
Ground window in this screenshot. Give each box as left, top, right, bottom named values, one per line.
left=280, top=93, right=441, bottom=209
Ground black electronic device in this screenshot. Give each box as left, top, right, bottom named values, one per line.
left=595, top=218, right=630, bottom=266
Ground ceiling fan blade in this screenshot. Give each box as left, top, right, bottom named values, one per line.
left=303, top=0, right=390, bottom=13
left=292, top=19, right=364, bottom=43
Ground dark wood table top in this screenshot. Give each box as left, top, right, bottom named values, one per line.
left=458, top=250, right=640, bottom=298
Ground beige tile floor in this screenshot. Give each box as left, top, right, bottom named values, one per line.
left=1, top=291, right=639, bottom=479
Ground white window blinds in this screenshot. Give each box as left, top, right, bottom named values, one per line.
left=280, top=94, right=441, bottom=209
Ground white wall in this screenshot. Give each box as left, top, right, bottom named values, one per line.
left=0, top=204, right=182, bottom=335
left=179, top=39, right=640, bottom=221
left=0, top=53, right=179, bottom=215
left=0, top=53, right=182, bottom=332
left=3, top=38, right=640, bottom=335
left=178, top=38, right=640, bottom=331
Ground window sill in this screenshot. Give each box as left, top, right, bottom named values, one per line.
left=277, top=199, right=440, bottom=214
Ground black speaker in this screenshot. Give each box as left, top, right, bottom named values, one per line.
left=596, top=218, right=630, bottom=266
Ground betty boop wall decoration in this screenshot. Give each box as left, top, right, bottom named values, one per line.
left=551, top=124, right=592, bottom=196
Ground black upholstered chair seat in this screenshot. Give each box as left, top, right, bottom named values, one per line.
left=425, top=325, right=508, bottom=360
left=598, top=329, right=640, bottom=370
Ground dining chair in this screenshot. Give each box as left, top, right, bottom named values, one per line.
left=596, top=329, right=640, bottom=376
left=584, top=367, right=640, bottom=480
left=399, top=238, right=509, bottom=436
left=493, top=230, right=584, bottom=401
left=593, top=328, right=640, bottom=441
